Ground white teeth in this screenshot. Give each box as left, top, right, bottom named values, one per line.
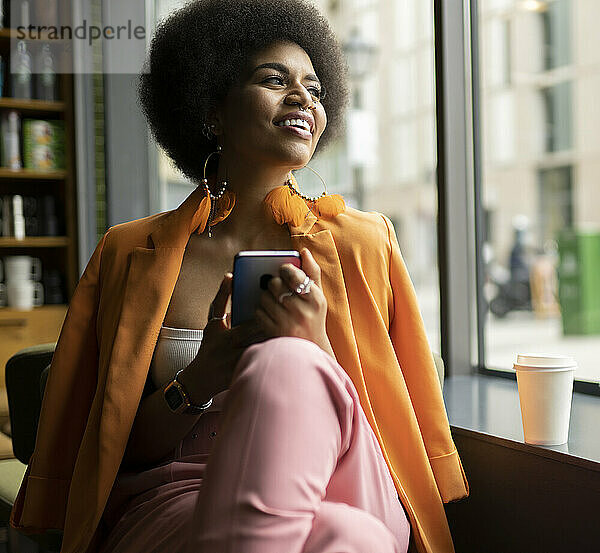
left=276, top=118, right=311, bottom=132
left=275, top=119, right=310, bottom=131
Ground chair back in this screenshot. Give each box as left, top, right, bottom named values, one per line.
left=5, top=344, right=56, bottom=464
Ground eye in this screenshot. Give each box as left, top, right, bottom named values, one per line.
left=262, top=75, right=326, bottom=101
left=263, top=75, right=285, bottom=86
left=307, top=86, right=325, bottom=101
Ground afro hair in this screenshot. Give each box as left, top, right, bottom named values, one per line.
left=137, top=0, right=349, bottom=184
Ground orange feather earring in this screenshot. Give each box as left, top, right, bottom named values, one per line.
left=192, top=154, right=346, bottom=236
left=262, top=168, right=346, bottom=227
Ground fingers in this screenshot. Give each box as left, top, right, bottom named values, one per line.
left=299, top=247, right=322, bottom=287
left=260, top=277, right=312, bottom=328
left=275, top=277, right=318, bottom=310
left=230, top=319, right=265, bottom=347
left=278, top=248, right=321, bottom=292
left=208, top=273, right=232, bottom=326
left=264, top=277, right=291, bottom=312
left=255, top=305, right=278, bottom=337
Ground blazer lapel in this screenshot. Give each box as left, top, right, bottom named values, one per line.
left=289, top=222, right=369, bottom=410
left=100, top=186, right=210, bottom=409
left=88, top=188, right=210, bottom=524
left=99, top=247, right=184, bottom=433
left=63, top=241, right=187, bottom=550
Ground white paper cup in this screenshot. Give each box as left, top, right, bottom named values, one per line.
left=514, top=354, right=576, bottom=446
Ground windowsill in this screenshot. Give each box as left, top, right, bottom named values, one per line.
left=443, top=374, right=600, bottom=472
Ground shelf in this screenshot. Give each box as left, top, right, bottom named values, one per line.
left=0, top=304, right=67, bottom=315
left=0, top=168, right=66, bottom=179
left=0, top=236, right=69, bottom=248
left=0, top=97, right=65, bottom=113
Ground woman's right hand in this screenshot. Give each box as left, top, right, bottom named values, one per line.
left=180, top=273, right=266, bottom=402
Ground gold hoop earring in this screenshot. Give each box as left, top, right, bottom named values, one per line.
left=289, top=166, right=345, bottom=218
left=196, top=145, right=236, bottom=238
left=288, top=166, right=330, bottom=199
left=263, top=166, right=346, bottom=226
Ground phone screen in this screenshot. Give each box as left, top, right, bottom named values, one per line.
left=231, top=250, right=301, bottom=327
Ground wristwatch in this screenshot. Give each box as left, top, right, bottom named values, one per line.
left=164, top=368, right=213, bottom=415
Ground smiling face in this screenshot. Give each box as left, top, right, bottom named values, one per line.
left=213, top=40, right=328, bottom=170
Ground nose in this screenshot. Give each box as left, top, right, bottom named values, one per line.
left=285, top=81, right=315, bottom=111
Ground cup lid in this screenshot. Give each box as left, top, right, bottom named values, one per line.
left=516, top=354, right=576, bottom=368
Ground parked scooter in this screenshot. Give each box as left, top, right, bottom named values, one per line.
left=485, top=217, right=533, bottom=318
left=488, top=276, right=531, bottom=318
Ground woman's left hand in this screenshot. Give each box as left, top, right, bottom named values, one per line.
left=255, top=247, right=334, bottom=357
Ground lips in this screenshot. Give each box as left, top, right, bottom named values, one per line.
left=276, top=124, right=312, bottom=140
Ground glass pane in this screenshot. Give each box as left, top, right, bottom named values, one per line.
left=149, top=0, right=440, bottom=351
left=479, top=0, right=600, bottom=383
left=152, top=0, right=197, bottom=210
left=322, top=0, right=440, bottom=351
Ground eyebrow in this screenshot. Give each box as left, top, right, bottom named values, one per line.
left=251, top=62, right=321, bottom=84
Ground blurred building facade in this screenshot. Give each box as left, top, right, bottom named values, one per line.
left=321, top=0, right=600, bottom=282
left=479, top=0, right=600, bottom=262
left=319, top=0, right=438, bottom=286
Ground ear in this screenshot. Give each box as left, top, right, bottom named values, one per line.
left=206, top=107, right=224, bottom=136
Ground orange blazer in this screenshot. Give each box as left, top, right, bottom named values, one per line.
left=11, top=186, right=468, bottom=553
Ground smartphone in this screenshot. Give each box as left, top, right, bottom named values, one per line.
left=231, top=250, right=302, bottom=327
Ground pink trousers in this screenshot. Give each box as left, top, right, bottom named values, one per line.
left=100, top=337, right=410, bottom=553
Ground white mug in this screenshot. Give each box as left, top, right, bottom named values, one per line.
left=7, top=280, right=44, bottom=310
left=4, top=256, right=42, bottom=282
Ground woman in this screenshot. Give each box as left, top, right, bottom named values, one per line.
left=10, top=1, right=468, bottom=552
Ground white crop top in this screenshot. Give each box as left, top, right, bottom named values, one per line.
left=150, top=325, right=204, bottom=389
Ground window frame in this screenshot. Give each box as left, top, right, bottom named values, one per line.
left=434, top=0, right=479, bottom=377
left=434, top=0, right=599, bottom=396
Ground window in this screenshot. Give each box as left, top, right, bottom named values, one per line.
left=478, top=0, right=600, bottom=385
left=151, top=0, right=198, bottom=210
left=334, top=0, right=440, bottom=350
left=542, top=81, right=572, bottom=153
left=486, top=18, right=511, bottom=87
left=541, top=0, right=570, bottom=71
left=538, top=166, right=573, bottom=244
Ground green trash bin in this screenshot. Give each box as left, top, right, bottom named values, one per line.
left=557, top=228, right=600, bottom=335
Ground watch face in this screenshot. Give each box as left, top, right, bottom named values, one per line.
left=164, top=384, right=184, bottom=411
